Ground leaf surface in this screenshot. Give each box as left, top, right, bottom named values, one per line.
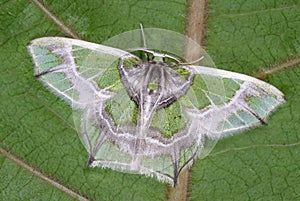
left=0, top=0, right=299, bottom=200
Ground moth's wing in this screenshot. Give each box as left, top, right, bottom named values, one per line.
left=28, top=37, right=132, bottom=154
left=185, top=65, right=286, bottom=140
left=28, top=37, right=128, bottom=106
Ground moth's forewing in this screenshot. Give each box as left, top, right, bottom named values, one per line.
left=28, top=37, right=127, bottom=153
left=186, top=66, right=286, bottom=139
left=28, top=37, right=127, bottom=105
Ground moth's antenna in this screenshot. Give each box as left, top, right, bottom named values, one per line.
left=140, top=23, right=147, bottom=49
left=140, top=23, right=149, bottom=60
left=179, top=56, right=205, bottom=65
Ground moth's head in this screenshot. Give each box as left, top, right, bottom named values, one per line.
left=129, top=48, right=182, bottom=66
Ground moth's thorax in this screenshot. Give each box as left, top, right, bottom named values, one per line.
left=119, top=56, right=194, bottom=110
left=142, top=60, right=170, bottom=95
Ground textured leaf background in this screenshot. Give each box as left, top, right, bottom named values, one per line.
left=0, top=0, right=299, bottom=200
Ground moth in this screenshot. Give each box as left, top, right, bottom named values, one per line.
left=28, top=27, right=286, bottom=185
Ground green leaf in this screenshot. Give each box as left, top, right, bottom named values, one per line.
left=0, top=0, right=299, bottom=200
